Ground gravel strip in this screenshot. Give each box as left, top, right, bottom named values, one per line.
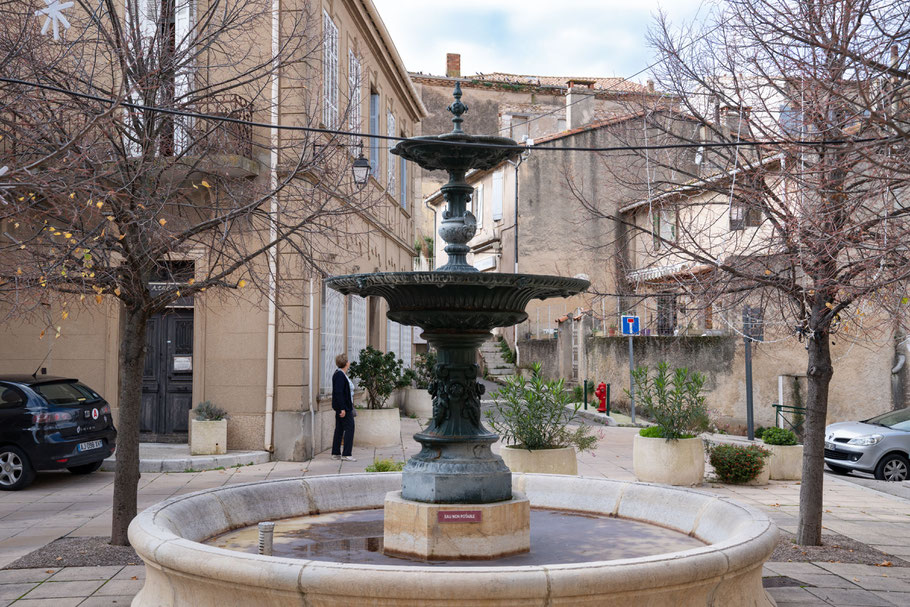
left=771, top=530, right=910, bottom=566
left=3, top=537, right=141, bottom=569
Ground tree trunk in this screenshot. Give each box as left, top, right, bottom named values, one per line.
left=110, top=308, right=149, bottom=546
left=796, top=323, right=834, bottom=546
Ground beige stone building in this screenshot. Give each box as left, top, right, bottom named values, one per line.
left=0, top=0, right=426, bottom=460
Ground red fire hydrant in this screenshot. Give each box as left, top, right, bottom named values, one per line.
left=595, top=382, right=608, bottom=413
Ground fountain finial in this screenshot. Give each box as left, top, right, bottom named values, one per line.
left=447, top=82, right=468, bottom=133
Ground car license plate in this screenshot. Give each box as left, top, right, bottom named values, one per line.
left=825, top=441, right=836, bottom=451
left=77, top=440, right=103, bottom=452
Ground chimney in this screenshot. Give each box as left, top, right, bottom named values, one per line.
left=446, top=53, right=461, bottom=78
left=719, top=106, right=752, bottom=136
left=566, top=80, right=596, bottom=130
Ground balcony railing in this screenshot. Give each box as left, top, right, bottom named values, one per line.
left=413, top=257, right=434, bottom=271
left=182, top=94, right=254, bottom=159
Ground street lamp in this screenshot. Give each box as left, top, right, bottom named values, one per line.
left=352, top=148, right=370, bottom=186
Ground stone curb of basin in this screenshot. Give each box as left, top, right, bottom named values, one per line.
left=128, top=473, right=777, bottom=607
left=101, top=449, right=270, bottom=473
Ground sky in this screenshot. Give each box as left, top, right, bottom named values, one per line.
left=371, top=0, right=706, bottom=83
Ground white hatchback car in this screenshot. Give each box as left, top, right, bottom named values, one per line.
left=824, top=408, right=910, bottom=481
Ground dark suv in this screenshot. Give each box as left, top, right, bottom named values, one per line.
left=0, top=375, right=117, bottom=490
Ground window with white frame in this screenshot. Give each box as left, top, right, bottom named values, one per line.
left=386, top=318, right=401, bottom=359
left=347, top=294, right=367, bottom=364
left=492, top=170, right=504, bottom=221
left=473, top=184, right=484, bottom=227
left=320, top=284, right=344, bottom=396
left=322, top=11, right=338, bottom=129
left=348, top=51, right=362, bottom=146
left=651, top=207, right=677, bottom=249
left=387, top=111, right=396, bottom=193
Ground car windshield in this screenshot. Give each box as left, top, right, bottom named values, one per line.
left=866, top=408, right=910, bottom=431
left=33, top=382, right=94, bottom=406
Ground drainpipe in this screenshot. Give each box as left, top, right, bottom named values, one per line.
left=308, top=278, right=317, bottom=457
left=424, top=197, right=437, bottom=269
left=263, top=0, right=280, bottom=453
left=506, top=150, right=529, bottom=367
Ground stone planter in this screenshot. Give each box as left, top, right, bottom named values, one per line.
left=633, top=434, right=705, bottom=486
left=765, top=443, right=803, bottom=480
left=190, top=419, right=227, bottom=456
left=402, top=387, right=433, bottom=418
left=500, top=445, right=578, bottom=475
left=352, top=407, right=401, bottom=448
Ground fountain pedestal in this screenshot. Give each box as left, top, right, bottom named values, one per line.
left=383, top=491, right=530, bottom=560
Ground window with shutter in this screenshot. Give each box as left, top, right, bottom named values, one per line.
left=492, top=170, right=503, bottom=221
left=123, top=0, right=158, bottom=156
left=348, top=52, right=362, bottom=146
left=387, top=112, right=396, bottom=193
left=400, top=154, right=407, bottom=210
left=347, top=294, right=367, bottom=363
left=473, top=184, right=484, bottom=227
left=369, top=92, right=380, bottom=176
left=173, top=0, right=194, bottom=153
left=320, top=285, right=344, bottom=396
left=322, top=12, right=338, bottom=129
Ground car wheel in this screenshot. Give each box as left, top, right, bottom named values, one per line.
left=826, top=463, right=851, bottom=475
left=874, top=453, right=910, bottom=482
left=0, top=446, right=36, bottom=491
left=67, top=460, right=104, bottom=475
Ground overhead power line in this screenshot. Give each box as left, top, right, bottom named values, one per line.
left=0, top=76, right=903, bottom=155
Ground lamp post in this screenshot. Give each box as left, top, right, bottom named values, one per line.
left=352, top=147, right=370, bottom=186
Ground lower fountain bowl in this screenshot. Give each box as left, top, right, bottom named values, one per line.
left=129, top=473, right=777, bottom=607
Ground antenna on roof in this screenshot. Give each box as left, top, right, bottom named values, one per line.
left=31, top=333, right=56, bottom=378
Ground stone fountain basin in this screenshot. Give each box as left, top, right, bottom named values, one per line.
left=129, top=473, right=777, bottom=607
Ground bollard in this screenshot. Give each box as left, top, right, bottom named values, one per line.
left=583, top=380, right=588, bottom=410
left=258, top=521, right=275, bottom=556
left=606, top=383, right=611, bottom=417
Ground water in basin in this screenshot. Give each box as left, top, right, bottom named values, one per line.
left=206, top=508, right=705, bottom=566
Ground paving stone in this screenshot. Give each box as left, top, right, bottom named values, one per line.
left=76, top=596, right=135, bottom=607
left=0, top=584, right=35, bottom=601
left=806, top=586, right=896, bottom=606
left=787, top=573, right=859, bottom=589
left=109, top=566, right=145, bottom=581
left=48, top=567, right=123, bottom=582
left=848, top=575, right=910, bottom=592
left=20, top=580, right=105, bottom=599
left=871, top=590, right=910, bottom=606
left=0, top=570, right=57, bottom=584
left=11, top=598, right=83, bottom=606
left=92, top=579, right=143, bottom=596
left=766, top=586, right=830, bottom=604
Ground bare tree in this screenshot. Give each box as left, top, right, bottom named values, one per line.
left=0, top=0, right=382, bottom=544
left=569, top=0, right=910, bottom=545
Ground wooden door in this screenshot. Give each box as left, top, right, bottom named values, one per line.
left=140, top=309, right=193, bottom=440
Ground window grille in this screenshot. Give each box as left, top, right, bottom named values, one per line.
left=320, top=284, right=344, bottom=396
left=386, top=318, right=401, bottom=359
left=400, top=325, right=413, bottom=369
left=400, top=155, right=407, bottom=209
left=347, top=294, right=367, bottom=363
left=656, top=294, right=677, bottom=336
left=322, top=11, right=338, bottom=129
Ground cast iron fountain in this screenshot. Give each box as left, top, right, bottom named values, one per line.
left=327, top=83, right=588, bottom=509
left=128, top=84, right=778, bottom=607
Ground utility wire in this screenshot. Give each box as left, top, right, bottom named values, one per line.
left=0, top=76, right=903, bottom=155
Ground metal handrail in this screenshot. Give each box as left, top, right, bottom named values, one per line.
left=772, top=403, right=806, bottom=435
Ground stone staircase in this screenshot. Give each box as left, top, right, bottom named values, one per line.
left=479, top=337, right=516, bottom=382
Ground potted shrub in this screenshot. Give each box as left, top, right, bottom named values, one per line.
left=190, top=401, right=228, bottom=456
left=761, top=427, right=803, bottom=480
left=486, top=363, right=597, bottom=475
left=403, top=350, right=436, bottom=417
left=608, top=325, right=617, bottom=336
left=708, top=442, right=772, bottom=485
left=629, top=362, right=710, bottom=486
left=349, top=346, right=408, bottom=447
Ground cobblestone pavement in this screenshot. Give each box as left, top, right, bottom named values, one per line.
left=2, top=412, right=910, bottom=606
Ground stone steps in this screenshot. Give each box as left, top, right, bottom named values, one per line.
left=479, top=337, right=516, bottom=380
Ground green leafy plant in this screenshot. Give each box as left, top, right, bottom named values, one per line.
left=365, top=459, right=405, bottom=472
left=194, top=401, right=228, bottom=421
left=422, top=236, right=434, bottom=258
left=413, top=350, right=438, bottom=389
left=627, top=362, right=709, bottom=440
left=754, top=426, right=768, bottom=439
left=708, top=443, right=771, bottom=484
left=639, top=425, right=673, bottom=438
left=349, top=346, right=411, bottom=409
left=414, top=238, right=423, bottom=256
left=761, top=427, right=798, bottom=446
left=486, top=363, right=597, bottom=452
left=496, top=336, right=516, bottom=364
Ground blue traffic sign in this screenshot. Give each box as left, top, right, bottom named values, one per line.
left=621, top=315, right=640, bottom=336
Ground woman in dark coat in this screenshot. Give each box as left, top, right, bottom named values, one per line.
left=331, top=353, right=356, bottom=461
